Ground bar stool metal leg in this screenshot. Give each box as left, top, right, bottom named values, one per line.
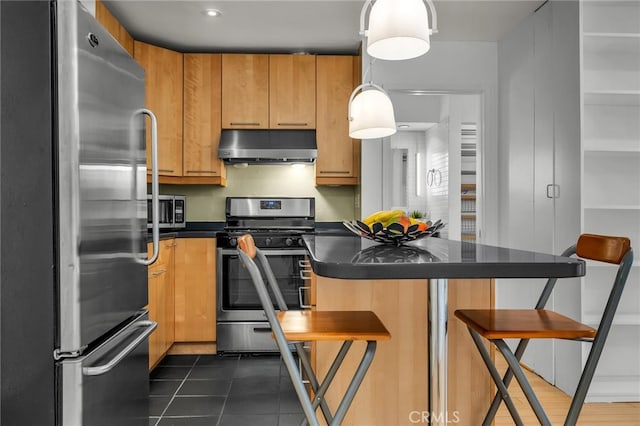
left=494, top=340, right=551, bottom=426
left=294, top=342, right=333, bottom=425
left=467, top=329, right=524, bottom=426
left=331, top=341, right=377, bottom=425
left=483, top=337, right=532, bottom=425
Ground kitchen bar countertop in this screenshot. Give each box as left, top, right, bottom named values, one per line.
left=145, top=222, right=351, bottom=243
left=303, top=234, right=587, bottom=426
left=302, top=234, right=586, bottom=280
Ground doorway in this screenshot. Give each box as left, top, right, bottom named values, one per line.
left=368, top=90, right=484, bottom=242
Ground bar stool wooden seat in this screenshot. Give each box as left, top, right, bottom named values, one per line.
left=455, top=233, right=633, bottom=426
left=236, top=234, right=391, bottom=426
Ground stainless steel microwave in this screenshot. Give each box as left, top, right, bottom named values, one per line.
left=147, top=195, right=186, bottom=229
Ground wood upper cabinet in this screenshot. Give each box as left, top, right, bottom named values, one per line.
left=134, top=41, right=183, bottom=177
left=183, top=54, right=226, bottom=180
left=221, top=54, right=269, bottom=128
left=95, top=0, right=134, bottom=56
left=269, top=55, right=316, bottom=129
left=147, top=239, right=176, bottom=370
left=173, top=238, right=217, bottom=343
left=315, top=55, right=360, bottom=185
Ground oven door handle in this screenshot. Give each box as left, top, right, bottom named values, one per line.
left=298, top=286, right=312, bottom=309
left=299, top=269, right=312, bottom=281
left=298, top=259, right=311, bottom=268
left=258, top=249, right=309, bottom=256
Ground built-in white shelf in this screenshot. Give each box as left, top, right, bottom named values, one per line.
left=586, top=375, right=640, bottom=403
left=583, top=145, right=640, bottom=153
left=583, top=205, right=640, bottom=210
left=584, top=259, right=640, bottom=268
left=583, top=33, right=640, bottom=53
left=580, top=0, right=640, bottom=403
left=584, top=32, right=640, bottom=39
left=583, top=104, right=640, bottom=151
left=583, top=2, right=640, bottom=35
left=583, top=314, right=640, bottom=327
left=583, top=91, right=640, bottom=106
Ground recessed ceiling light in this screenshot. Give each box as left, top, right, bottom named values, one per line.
left=398, top=124, right=410, bottom=129
left=203, top=9, right=222, bottom=17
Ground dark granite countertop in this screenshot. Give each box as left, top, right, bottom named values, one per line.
left=303, top=235, right=586, bottom=280
left=146, top=221, right=355, bottom=242
left=146, top=222, right=224, bottom=242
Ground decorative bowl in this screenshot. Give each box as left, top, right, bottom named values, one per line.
left=342, top=219, right=445, bottom=246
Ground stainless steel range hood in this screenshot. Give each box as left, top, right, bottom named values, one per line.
left=218, top=129, right=317, bottom=164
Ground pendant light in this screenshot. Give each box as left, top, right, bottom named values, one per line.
left=360, top=0, right=438, bottom=61
left=348, top=82, right=396, bottom=139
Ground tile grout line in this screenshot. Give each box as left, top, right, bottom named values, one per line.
left=215, top=354, right=240, bottom=426
left=154, top=355, right=201, bottom=426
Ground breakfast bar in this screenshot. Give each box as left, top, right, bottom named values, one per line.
left=303, top=235, right=586, bottom=425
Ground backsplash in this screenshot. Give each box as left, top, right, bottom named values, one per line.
left=160, top=165, right=358, bottom=222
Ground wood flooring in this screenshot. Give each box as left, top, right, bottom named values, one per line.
left=493, top=357, right=640, bottom=425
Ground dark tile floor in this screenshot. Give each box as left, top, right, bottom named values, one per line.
left=149, top=354, right=304, bottom=426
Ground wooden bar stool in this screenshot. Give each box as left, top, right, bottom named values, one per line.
left=236, top=234, right=391, bottom=426
left=455, top=233, right=633, bottom=426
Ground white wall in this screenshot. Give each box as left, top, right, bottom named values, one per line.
left=166, top=165, right=357, bottom=222
left=361, top=41, right=499, bottom=244
left=425, top=122, right=450, bottom=238
left=382, top=131, right=428, bottom=213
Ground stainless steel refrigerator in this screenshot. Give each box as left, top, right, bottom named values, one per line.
left=1, top=1, right=159, bottom=425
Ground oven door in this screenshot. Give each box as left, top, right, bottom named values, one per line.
left=217, top=248, right=309, bottom=322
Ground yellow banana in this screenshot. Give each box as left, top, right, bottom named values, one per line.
left=363, top=209, right=405, bottom=226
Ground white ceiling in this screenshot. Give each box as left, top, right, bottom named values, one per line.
left=103, top=0, right=545, bottom=54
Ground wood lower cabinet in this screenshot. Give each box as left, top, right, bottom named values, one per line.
left=134, top=41, right=183, bottom=178
left=315, top=55, right=360, bottom=185
left=147, top=239, right=176, bottom=370
left=314, top=277, right=493, bottom=425
left=182, top=54, right=226, bottom=185
left=173, top=238, right=217, bottom=343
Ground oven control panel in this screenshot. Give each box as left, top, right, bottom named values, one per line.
left=260, top=200, right=281, bottom=210
left=218, top=234, right=306, bottom=249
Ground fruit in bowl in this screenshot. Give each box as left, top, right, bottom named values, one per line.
left=343, top=210, right=445, bottom=246
left=364, top=210, right=427, bottom=232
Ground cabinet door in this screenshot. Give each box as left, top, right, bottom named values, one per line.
left=147, top=240, right=175, bottom=370
left=315, top=277, right=429, bottom=425
left=183, top=54, right=225, bottom=178
left=95, top=0, right=134, bottom=56
left=316, top=56, right=359, bottom=185
left=269, top=54, right=316, bottom=128
left=173, top=238, right=217, bottom=342
left=147, top=272, right=162, bottom=370
left=221, top=54, right=269, bottom=128
left=134, top=41, right=183, bottom=176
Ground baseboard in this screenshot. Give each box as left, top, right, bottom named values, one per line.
left=168, top=342, right=217, bottom=355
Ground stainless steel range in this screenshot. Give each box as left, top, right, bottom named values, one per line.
left=216, top=197, right=315, bottom=353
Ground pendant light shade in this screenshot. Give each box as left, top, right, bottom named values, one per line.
left=367, top=0, right=430, bottom=60
left=348, top=83, right=397, bottom=139
left=359, top=0, right=438, bottom=61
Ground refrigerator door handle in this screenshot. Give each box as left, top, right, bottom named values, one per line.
left=139, top=108, right=160, bottom=265
left=82, top=320, right=157, bottom=376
